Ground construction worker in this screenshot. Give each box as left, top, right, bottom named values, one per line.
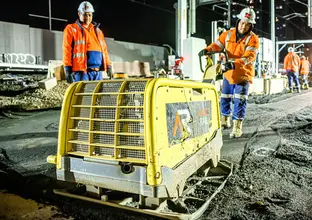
left=199, top=7, right=259, bottom=138
left=284, top=47, right=301, bottom=93
left=299, top=55, right=310, bottom=89
left=63, top=1, right=112, bottom=83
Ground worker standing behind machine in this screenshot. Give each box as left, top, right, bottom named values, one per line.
left=199, top=7, right=259, bottom=139
left=284, top=47, right=301, bottom=93
left=63, top=1, right=112, bottom=83
left=299, top=55, right=310, bottom=90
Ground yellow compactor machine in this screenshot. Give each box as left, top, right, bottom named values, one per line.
left=47, top=53, right=232, bottom=220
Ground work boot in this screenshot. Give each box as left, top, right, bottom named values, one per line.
left=305, top=84, right=309, bottom=90
left=230, top=120, right=243, bottom=138
left=288, top=88, right=293, bottom=93
left=221, top=116, right=231, bottom=129
left=297, top=87, right=301, bottom=93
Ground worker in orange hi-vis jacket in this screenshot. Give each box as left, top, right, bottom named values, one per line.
left=284, top=47, right=301, bottom=93
left=63, top=1, right=112, bottom=83
left=299, top=55, right=310, bottom=90
left=199, top=7, right=259, bottom=139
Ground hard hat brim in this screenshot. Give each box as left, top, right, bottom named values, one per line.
left=237, top=15, right=256, bottom=24
left=78, top=10, right=94, bottom=13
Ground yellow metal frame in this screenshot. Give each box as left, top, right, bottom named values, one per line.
left=52, top=78, right=220, bottom=186
left=146, top=78, right=220, bottom=185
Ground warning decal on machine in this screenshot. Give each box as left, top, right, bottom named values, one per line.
left=166, top=101, right=212, bottom=146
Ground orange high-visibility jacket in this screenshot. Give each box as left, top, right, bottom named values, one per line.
left=284, top=52, right=300, bottom=73
left=299, top=59, right=310, bottom=75
left=63, top=21, right=110, bottom=72
left=206, top=28, right=259, bottom=84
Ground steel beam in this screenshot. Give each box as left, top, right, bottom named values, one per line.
left=277, top=39, right=312, bottom=44
left=49, top=0, right=52, bottom=31
left=211, top=21, right=218, bottom=64
left=227, top=1, right=231, bottom=27
left=197, top=0, right=226, bottom=6
left=293, top=0, right=308, bottom=6
left=271, top=0, right=276, bottom=73
left=278, top=44, right=287, bottom=52
left=176, top=0, right=188, bottom=56
left=191, top=0, right=196, bottom=34
left=29, top=14, right=68, bottom=22
left=309, top=0, right=312, bottom=27
left=0, top=63, right=48, bottom=70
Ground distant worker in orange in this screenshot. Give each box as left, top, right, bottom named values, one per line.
left=299, top=55, right=310, bottom=89
left=63, top=1, right=112, bottom=83
left=284, top=47, right=301, bottom=93
left=199, top=7, right=259, bottom=139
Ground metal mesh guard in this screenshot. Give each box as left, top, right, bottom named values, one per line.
left=72, top=143, right=89, bottom=153
left=69, top=80, right=148, bottom=162
left=120, top=149, right=145, bottom=159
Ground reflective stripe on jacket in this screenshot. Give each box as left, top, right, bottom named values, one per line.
left=205, top=28, right=259, bottom=84
left=63, top=21, right=111, bottom=72
left=299, top=59, right=310, bottom=75
left=284, top=52, right=300, bottom=73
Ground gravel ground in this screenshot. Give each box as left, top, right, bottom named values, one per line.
left=204, top=107, right=312, bottom=220
left=0, top=73, right=46, bottom=94
left=0, top=81, right=68, bottom=111
left=0, top=87, right=312, bottom=219
left=247, top=89, right=310, bottom=105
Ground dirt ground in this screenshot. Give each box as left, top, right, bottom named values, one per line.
left=0, top=88, right=312, bottom=220
left=0, top=190, right=71, bottom=220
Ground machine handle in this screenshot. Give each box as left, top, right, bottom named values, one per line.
left=198, top=50, right=228, bottom=73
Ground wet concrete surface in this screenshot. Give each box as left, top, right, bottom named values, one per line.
left=0, top=90, right=312, bottom=219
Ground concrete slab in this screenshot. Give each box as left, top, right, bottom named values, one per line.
left=38, top=77, right=57, bottom=90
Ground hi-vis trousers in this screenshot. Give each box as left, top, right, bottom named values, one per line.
left=220, top=78, right=249, bottom=120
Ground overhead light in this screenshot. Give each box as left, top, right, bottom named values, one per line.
left=283, top=24, right=286, bottom=27
left=257, top=16, right=259, bottom=19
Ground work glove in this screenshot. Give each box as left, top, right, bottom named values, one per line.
left=65, top=70, right=75, bottom=83
left=223, top=61, right=235, bottom=71
left=198, top=49, right=209, bottom=57
left=107, top=65, right=113, bottom=78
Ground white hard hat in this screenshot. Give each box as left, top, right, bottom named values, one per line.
left=301, top=55, right=306, bottom=59
left=237, top=8, right=256, bottom=24
left=288, top=47, right=294, bottom=53
left=78, top=1, right=94, bottom=13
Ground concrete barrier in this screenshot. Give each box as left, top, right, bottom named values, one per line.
left=48, top=60, right=64, bottom=80
left=264, top=78, right=287, bottom=95
left=249, top=78, right=265, bottom=95
left=112, top=61, right=152, bottom=77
